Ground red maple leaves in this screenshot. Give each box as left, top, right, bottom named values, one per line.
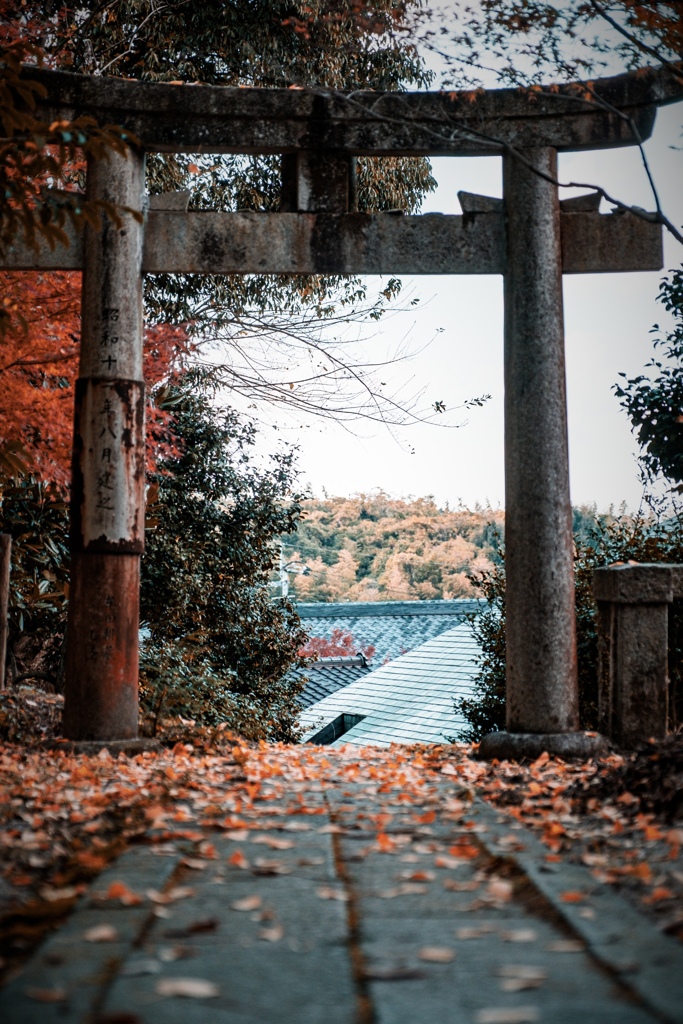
left=299, top=627, right=375, bottom=660
left=1, top=270, right=191, bottom=489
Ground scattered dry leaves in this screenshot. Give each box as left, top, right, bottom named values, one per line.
left=418, top=945, right=455, bottom=963
left=155, top=977, right=220, bottom=998
left=1, top=721, right=682, bottom=988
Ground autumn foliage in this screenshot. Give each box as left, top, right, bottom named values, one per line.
left=0, top=705, right=682, bottom=986
left=288, top=493, right=504, bottom=602
left=0, top=270, right=191, bottom=488
left=299, top=627, right=376, bottom=660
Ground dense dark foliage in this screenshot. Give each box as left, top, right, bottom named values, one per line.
left=139, top=377, right=308, bottom=741
left=615, top=268, right=683, bottom=491
left=0, top=445, right=69, bottom=687
left=570, top=733, right=683, bottom=824
left=6, top=0, right=436, bottom=365
left=1, top=385, right=309, bottom=740
left=0, top=36, right=135, bottom=322
left=0, top=1, right=441, bottom=736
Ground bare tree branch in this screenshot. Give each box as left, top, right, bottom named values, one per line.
left=188, top=300, right=484, bottom=431
left=0, top=348, right=78, bottom=375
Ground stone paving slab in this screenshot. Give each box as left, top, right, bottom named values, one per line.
left=327, top=785, right=669, bottom=1024
left=0, top=845, right=178, bottom=1023
left=102, top=827, right=357, bottom=1024
left=2, top=772, right=683, bottom=1024
left=360, top=918, right=652, bottom=1024
left=474, top=796, right=683, bottom=1023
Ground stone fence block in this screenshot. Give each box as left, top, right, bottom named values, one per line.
left=593, top=562, right=677, bottom=604
left=593, top=562, right=682, bottom=749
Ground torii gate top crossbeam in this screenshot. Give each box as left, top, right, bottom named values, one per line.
left=30, top=64, right=683, bottom=157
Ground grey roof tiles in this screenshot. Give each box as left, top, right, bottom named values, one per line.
left=297, top=598, right=481, bottom=666
left=294, top=656, right=373, bottom=710
left=299, top=622, right=480, bottom=747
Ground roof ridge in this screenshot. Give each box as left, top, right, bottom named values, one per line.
left=315, top=654, right=370, bottom=667
left=297, top=599, right=484, bottom=618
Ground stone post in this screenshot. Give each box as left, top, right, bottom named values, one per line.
left=479, top=148, right=606, bottom=761
left=594, top=563, right=682, bottom=748
left=281, top=152, right=356, bottom=212
left=62, top=148, right=146, bottom=741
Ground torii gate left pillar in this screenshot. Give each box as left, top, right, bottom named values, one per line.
left=62, top=148, right=146, bottom=741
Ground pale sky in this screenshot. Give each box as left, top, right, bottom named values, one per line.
left=271, top=102, right=683, bottom=513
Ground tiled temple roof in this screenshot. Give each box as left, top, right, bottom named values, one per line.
left=297, top=598, right=482, bottom=666
left=299, top=623, right=480, bottom=747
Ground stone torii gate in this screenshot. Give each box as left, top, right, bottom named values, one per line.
left=5, top=64, right=682, bottom=755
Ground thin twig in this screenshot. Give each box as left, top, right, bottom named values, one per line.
left=589, top=0, right=683, bottom=78
left=0, top=349, right=78, bottom=374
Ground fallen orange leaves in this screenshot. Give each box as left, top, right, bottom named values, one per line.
left=619, top=861, right=653, bottom=883
left=544, top=822, right=565, bottom=837
left=228, top=850, right=249, bottom=870
left=75, top=851, right=107, bottom=871
left=405, top=870, right=434, bottom=882
left=559, top=891, right=585, bottom=903
left=144, top=804, right=168, bottom=822
left=448, top=843, right=479, bottom=860
left=415, top=810, right=436, bottom=825
left=104, top=881, right=142, bottom=905
left=376, top=832, right=396, bottom=853
left=642, top=886, right=674, bottom=904
left=24, top=986, right=67, bottom=1003
left=1, top=726, right=682, bottom=990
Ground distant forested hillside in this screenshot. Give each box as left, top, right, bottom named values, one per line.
left=286, top=493, right=505, bottom=602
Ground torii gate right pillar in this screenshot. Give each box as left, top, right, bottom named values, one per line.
left=480, top=148, right=606, bottom=760
left=504, top=147, right=578, bottom=732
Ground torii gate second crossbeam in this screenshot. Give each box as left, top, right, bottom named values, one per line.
left=5, top=64, right=682, bottom=756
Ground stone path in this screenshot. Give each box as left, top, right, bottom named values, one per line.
left=2, top=751, right=683, bottom=1023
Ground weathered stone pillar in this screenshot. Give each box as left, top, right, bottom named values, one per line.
left=503, top=147, right=577, bottom=732
left=480, top=148, right=606, bottom=761
left=63, top=148, right=146, bottom=741
left=594, top=563, right=682, bottom=748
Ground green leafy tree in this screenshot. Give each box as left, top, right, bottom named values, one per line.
left=139, top=375, right=308, bottom=741
left=1, top=1, right=441, bottom=735
left=454, top=560, right=507, bottom=743
left=0, top=389, right=311, bottom=742
left=615, top=267, right=683, bottom=491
